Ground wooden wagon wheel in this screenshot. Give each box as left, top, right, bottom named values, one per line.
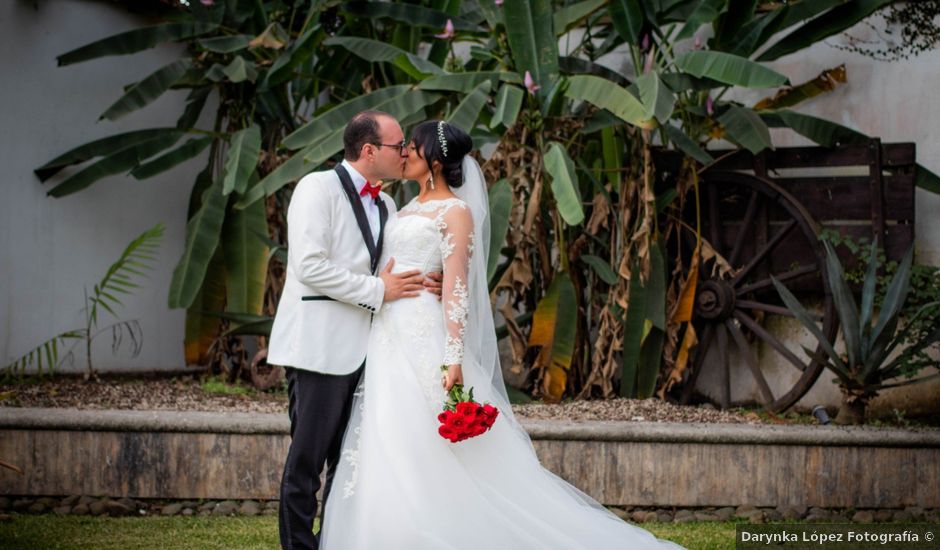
left=676, top=171, right=839, bottom=412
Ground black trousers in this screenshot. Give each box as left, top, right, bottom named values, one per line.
left=279, top=364, right=363, bottom=550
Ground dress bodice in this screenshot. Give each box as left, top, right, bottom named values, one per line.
left=382, top=197, right=466, bottom=274
left=379, top=196, right=475, bottom=367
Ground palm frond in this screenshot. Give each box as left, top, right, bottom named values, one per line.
left=87, top=223, right=165, bottom=328
left=2, top=330, right=84, bottom=379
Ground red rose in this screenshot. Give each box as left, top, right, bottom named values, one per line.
left=439, top=425, right=455, bottom=440
left=449, top=415, right=467, bottom=430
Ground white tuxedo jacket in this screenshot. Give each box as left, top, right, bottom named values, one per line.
left=267, top=166, right=396, bottom=375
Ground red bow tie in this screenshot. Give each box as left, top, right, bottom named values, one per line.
left=360, top=181, right=381, bottom=201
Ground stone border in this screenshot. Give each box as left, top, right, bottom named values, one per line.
left=2, top=408, right=939, bottom=447
left=2, top=407, right=938, bottom=507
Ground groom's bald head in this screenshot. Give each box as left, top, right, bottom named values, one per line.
left=344, top=110, right=395, bottom=161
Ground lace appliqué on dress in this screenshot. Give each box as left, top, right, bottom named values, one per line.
left=439, top=233, right=456, bottom=259
left=341, top=381, right=366, bottom=499
left=442, top=276, right=469, bottom=365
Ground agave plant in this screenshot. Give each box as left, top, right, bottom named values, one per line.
left=773, top=241, right=940, bottom=424
left=3, top=224, right=165, bottom=381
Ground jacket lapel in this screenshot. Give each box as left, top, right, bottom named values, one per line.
left=334, top=164, right=377, bottom=267
left=374, top=199, right=388, bottom=274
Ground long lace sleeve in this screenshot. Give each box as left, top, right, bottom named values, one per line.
left=439, top=203, right=475, bottom=366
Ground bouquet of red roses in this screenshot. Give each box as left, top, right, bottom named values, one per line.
left=437, top=366, right=499, bottom=443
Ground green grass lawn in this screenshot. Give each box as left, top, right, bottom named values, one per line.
left=0, top=515, right=737, bottom=549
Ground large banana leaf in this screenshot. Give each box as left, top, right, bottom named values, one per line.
left=633, top=241, right=667, bottom=397
left=263, top=24, right=322, bottom=89
left=223, top=126, right=262, bottom=196
left=620, top=261, right=648, bottom=397
left=713, top=0, right=758, bottom=48
left=302, top=89, right=440, bottom=163
left=57, top=21, right=218, bottom=65
left=235, top=88, right=443, bottom=208
left=47, top=133, right=184, bottom=197
left=636, top=72, right=675, bottom=124
left=100, top=59, right=192, bottom=121
left=753, top=65, right=847, bottom=111
left=596, top=126, right=620, bottom=189
left=35, top=128, right=183, bottom=181
left=676, top=0, right=727, bottom=41
left=676, top=50, right=788, bottom=88
left=222, top=192, right=268, bottom=316
left=543, top=142, right=584, bottom=225
left=198, top=34, right=252, bottom=53
left=183, top=247, right=226, bottom=365
left=916, top=167, right=940, bottom=195
left=778, top=0, right=844, bottom=30
left=761, top=110, right=940, bottom=193
left=323, top=37, right=444, bottom=79
left=559, top=56, right=630, bottom=85
left=581, top=255, right=618, bottom=284
left=176, top=87, right=212, bottom=130
left=235, top=142, right=318, bottom=209
left=487, top=179, right=513, bottom=283
left=418, top=72, right=519, bottom=93
left=503, top=0, right=560, bottom=99
left=341, top=1, right=483, bottom=31
left=565, top=75, right=649, bottom=127
left=758, top=0, right=896, bottom=61
left=283, top=85, right=411, bottom=149
left=609, top=0, right=645, bottom=44
left=221, top=56, right=258, bottom=83
left=721, top=4, right=788, bottom=57
left=665, top=125, right=714, bottom=165
left=718, top=104, right=773, bottom=154
left=528, top=273, right=578, bottom=401
left=446, top=81, right=491, bottom=132
left=168, top=178, right=228, bottom=309
left=760, top=109, right=867, bottom=147
left=490, top=84, right=524, bottom=129
left=554, top=0, right=606, bottom=36
left=131, top=137, right=213, bottom=180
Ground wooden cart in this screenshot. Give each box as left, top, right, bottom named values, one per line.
left=657, top=140, right=917, bottom=411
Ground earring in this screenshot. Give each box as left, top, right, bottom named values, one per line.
left=427, top=173, right=435, bottom=190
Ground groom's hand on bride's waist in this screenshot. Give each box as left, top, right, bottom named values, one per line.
left=423, top=272, right=443, bottom=300
left=380, top=258, right=425, bottom=302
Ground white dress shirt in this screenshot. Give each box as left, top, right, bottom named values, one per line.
left=340, top=160, right=381, bottom=244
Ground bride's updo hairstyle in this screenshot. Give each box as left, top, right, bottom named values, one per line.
left=411, top=120, right=473, bottom=188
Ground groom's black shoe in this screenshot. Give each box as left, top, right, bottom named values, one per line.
left=279, top=365, right=363, bottom=550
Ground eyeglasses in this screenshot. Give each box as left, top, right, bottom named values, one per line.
left=371, top=140, right=407, bottom=153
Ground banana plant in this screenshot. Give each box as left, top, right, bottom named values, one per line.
left=33, top=0, right=937, bottom=402
left=773, top=241, right=940, bottom=424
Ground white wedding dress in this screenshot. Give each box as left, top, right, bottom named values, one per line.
left=321, top=196, right=684, bottom=549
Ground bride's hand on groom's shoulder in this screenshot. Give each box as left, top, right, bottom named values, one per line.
left=442, top=364, right=463, bottom=391
left=380, top=258, right=425, bottom=303
left=423, top=272, right=443, bottom=299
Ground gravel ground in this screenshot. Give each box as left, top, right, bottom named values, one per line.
left=0, top=375, right=933, bottom=427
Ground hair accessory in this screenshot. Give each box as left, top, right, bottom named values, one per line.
left=437, top=121, right=449, bottom=158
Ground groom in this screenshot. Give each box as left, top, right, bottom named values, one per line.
left=268, top=111, right=438, bottom=550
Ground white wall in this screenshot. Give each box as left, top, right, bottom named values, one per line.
left=0, top=1, right=206, bottom=373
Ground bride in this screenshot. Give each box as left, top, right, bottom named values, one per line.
left=320, top=120, right=685, bottom=549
